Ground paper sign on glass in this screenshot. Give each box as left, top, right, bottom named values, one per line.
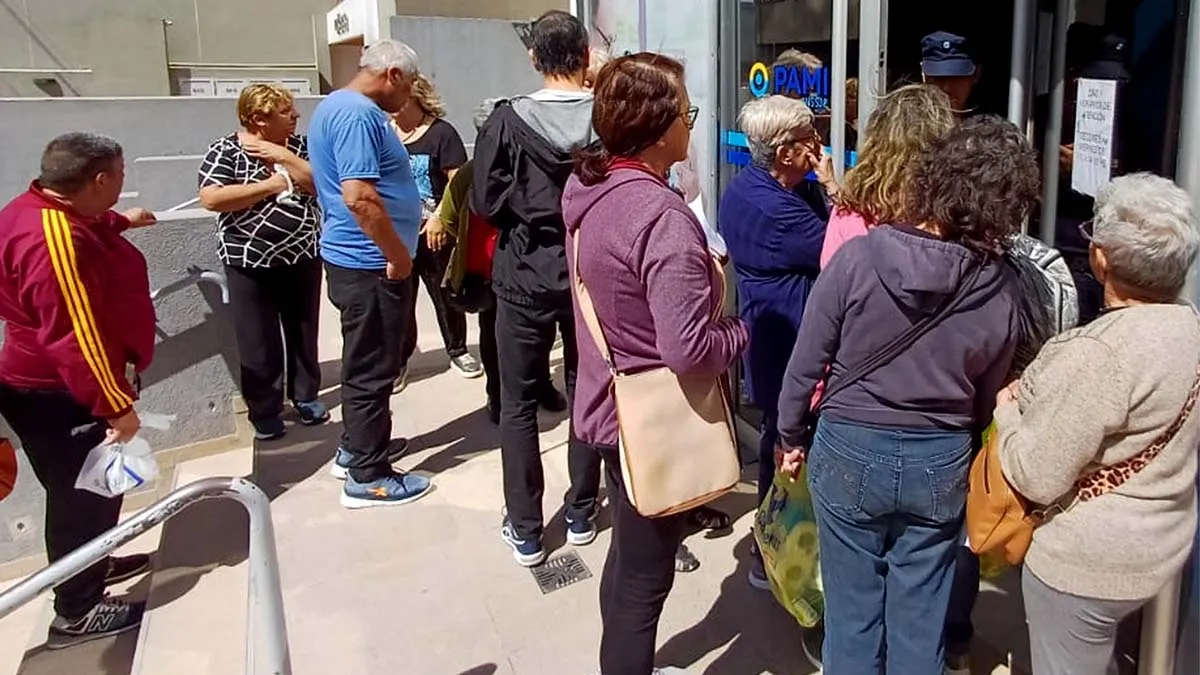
left=1071, top=78, right=1118, bottom=197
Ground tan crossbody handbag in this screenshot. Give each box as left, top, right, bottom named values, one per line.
left=572, top=226, right=741, bottom=518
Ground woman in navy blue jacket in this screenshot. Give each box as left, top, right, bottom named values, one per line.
left=718, top=95, right=833, bottom=588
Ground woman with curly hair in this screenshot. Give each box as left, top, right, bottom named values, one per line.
left=776, top=116, right=1042, bottom=674
left=819, top=83, right=956, bottom=267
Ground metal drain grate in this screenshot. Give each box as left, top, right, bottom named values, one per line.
left=531, top=551, right=592, bottom=594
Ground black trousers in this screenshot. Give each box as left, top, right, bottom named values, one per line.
left=496, top=295, right=599, bottom=539
left=597, top=445, right=689, bottom=675
left=225, top=259, right=323, bottom=422
left=479, top=303, right=500, bottom=405
left=0, top=385, right=119, bottom=619
left=325, top=262, right=412, bottom=482
left=401, top=237, right=468, bottom=366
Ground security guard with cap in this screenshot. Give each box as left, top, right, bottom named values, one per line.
left=921, top=31, right=980, bottom=114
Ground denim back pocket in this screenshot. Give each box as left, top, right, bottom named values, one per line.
left=808, top=431, right=871, bottom=516
left=924, top=446, right=971, bottom=522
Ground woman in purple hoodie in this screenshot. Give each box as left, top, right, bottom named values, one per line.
left=776, top=117, right=1040, bottom=674
left=563, top=53, right=748, bottom=675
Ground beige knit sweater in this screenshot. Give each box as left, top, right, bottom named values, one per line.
left=994, top=303, right=1200, bottom=601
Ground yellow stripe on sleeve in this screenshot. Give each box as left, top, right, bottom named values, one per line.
left=41, top=209, right=133, bottom=412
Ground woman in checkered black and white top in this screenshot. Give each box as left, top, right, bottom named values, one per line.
left=197, top=83, right=330, bottom=441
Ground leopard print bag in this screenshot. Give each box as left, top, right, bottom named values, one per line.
left=1074, top=363, right=1200, bottom=501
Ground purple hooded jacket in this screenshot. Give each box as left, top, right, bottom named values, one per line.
left=563, top=168, right=749, bottom=447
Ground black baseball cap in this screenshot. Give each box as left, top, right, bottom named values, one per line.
left=1080, top=34, right=1131, bottom=81
left=921, top=31, right=976, bottom=78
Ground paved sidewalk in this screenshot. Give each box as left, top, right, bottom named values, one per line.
left=243, top=289, right=1028, bottom=674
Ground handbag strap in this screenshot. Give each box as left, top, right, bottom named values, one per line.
left=1074, top=361, right=1200, bottom=501
left=818, top=261, right=986, bottom=408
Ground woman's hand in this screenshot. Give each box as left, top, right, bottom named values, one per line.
left=422, top=216, right=450, bottom=252
left=775, top=441, right=807, bottom=478
left=242, top=137, right=294, bottom=166
left=813, top=148, right=839, bottom=196
left=996, top=380, right=1020, bottom=406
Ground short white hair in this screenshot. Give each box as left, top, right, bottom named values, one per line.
left=738, top=95, right=816, bottom=167
left=360, top=39, right=419, bottom=76
left=587, top=48, right=612, bottom=78
left=1092, top=172, right=1199, bottom=299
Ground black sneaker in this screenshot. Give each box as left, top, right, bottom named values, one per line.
left=487, top=398, right=500, bottom=425
left=46, top=597, right=145, bottom=650
left=104, top=554, right=152, bottom=586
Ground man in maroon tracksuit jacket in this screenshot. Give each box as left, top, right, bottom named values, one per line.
left=0, top=133, right=158, bottom=649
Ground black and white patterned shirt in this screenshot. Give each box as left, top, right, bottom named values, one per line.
left=197, top=133, right=320, bottom=267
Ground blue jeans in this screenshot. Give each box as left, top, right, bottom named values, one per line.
left=808, top=419, right=972, bottom=675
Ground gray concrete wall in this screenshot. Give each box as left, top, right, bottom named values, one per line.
left=390, top=16, right=545, bottom=149
left=0, top=96, right=322, bottom=209
left=0, top=209, right=239, bottom=566
left=0, top=0, right=330, bottom=97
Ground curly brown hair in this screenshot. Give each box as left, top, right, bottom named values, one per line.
left=906, top=115, right=1041, bottom=257
left=838, top=84, right=955, bottom=226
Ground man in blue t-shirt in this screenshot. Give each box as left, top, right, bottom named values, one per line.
left=307, top=39, right=431, bottom=509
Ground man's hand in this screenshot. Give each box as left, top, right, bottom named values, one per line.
left=386, top=256, right=413, bottom=281
left=242, top=137, right=294, bottom=166
left=122, top=207, right=158, bottom=228
left=1059, top=144, right=1075, bottom=175
left=106, top=409, right=141, bottom=445
left=422, top=216, right=449, bottom=252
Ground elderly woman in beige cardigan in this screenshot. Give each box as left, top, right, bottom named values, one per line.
left=994, top=172, right=1200, bottom=675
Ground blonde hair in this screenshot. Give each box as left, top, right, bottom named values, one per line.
left=236, top=83, right=294, bottom=129
left=838, top=84, right=955, bottom=226
left=409, top=74, right=446, bottom=118
left=738, top=95, right=816, bottom=167
left=585, top=47, right=613, bottom=87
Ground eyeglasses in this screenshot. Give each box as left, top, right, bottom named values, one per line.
left=1078, top=219, right=1094, bottom=242
left=681, top=106, right=700, bottom=130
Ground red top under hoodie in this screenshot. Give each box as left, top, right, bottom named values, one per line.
left=0, top=183, right=155, bottom=418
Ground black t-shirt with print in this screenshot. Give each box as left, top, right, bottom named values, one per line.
left=404, top=118, right=468, bottom=208
left=197, top=133, right=320, bottom=268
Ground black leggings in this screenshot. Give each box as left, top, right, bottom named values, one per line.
left=596, top=445, right=688, bottom=675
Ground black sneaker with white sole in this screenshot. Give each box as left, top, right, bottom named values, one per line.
left=450, top=353, right=484, bottom=379
left=46, top=597, right=145, bottom=650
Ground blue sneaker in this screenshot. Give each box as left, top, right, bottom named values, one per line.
left=293, top=400, right=330, bottom=426
left=340, top=472, right=431, bottom=509
left=565, top=507, right=598, bottom=546
left=252, top=417, right=286, bottom=441
left=329, top=439, right=411, bottom=480
left=501, top=518, right=546, bottom=567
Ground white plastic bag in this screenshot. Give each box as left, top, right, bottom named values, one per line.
left=75, top=436, right=159, bottom=498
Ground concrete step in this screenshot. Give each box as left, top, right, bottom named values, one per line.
left=0, top=525, right=162, bottom=675
left=130, top=446, right=253, bottom=675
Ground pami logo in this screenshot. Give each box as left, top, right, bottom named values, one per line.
left=747, top=62, right=831, bottom=113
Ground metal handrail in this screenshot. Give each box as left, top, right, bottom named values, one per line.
left=0, top=477, right=291, bottom=675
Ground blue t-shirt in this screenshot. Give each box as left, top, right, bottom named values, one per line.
left=308, top=89, right=422, bottom=270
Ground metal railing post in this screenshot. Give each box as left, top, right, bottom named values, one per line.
left=0, top=477, right=291, bottom=675
left=830, top=0, right=849, bottom=181
left=857, top=0, right=888, bottom=147
left=1008, top=0, right=1034, bottom=130
left=1036, top=0, right=1071, bottom=245
left=1139, top=572, right=1182, bottom=675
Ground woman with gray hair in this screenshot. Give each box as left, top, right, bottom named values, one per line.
left=717, top=94, right=834, bottom=588
left=995, top=172, right=1200, bottom=674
